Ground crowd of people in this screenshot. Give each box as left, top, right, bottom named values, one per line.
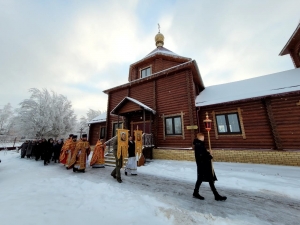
left=18, top=138, right=63, bottom=165
left=17, top=132, right=227, bottom=201
left=18, top=134, right=102, bottom=173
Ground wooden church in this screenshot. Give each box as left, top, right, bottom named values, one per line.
left=100, top=23, right=300, bottom=166
left=103, top=31, right=203, bottom=150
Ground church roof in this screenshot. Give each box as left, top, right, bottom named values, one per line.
left=279, top=22, right=300, bottom=55
left=104, top=60, right=204, bottom=94
left=88, top=113, right=106, bottom=124
left=195, top=68, right=300, bottom=107
left=110, top=97, right=156, bottom=115
left=146, top=46, right=179, bottom=57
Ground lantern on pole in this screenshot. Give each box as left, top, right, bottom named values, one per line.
left=203, top=112, right=212, bottom=153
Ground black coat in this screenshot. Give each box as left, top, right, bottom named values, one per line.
left=19, top=142, right=28, bottom=158
left=53, top=143, right=62, bottom=160
left=193, top=139, right=217, bottom=182
left=128, top=141, right=135, bottom=157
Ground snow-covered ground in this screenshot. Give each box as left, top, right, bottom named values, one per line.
left=0, top=151, right=299, bottom=225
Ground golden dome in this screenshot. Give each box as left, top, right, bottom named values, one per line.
left=155, top=32, right=164, bottom=47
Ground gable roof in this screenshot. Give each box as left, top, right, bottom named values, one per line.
left=279, top=22, right=300, bottom=55
left=129, top=46, right=191, bottom=68
left=195, top=68, right=300, bottom=107
left=104, top=60, right=204, bottom=94
left=88, top=113, right=106, bottom=124
left=111, top=97, right=156, bottom=115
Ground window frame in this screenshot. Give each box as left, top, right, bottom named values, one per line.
left=140, top=66, right=152, bottom=78
left=100, top=126, right=106, bottom=139
left=212, top=108, right=246, bottom=139
left=215, top=113, right=242, bottom=135
left=112, top=122, right=123, bottom=137
left=165, top=116, right=183, bottom=136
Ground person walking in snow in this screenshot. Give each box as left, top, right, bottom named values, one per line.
left=111, top=136, right=123, bottom=183
left=53, top=139, right=63, bottom=163
left=125, top=136, right=137, bottom=176
left=192, top=133, right=227, bottom=201
left=19, top=140, right=28, bottom=158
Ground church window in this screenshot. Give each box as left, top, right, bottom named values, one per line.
left=141, top=67, right=151, bottom=78
left=215, top=113, right=241, bottom=134
left=165, top=116, right=182, bottom=135
left=112, top=122, right=123, bottom=137
left=100, top=127, right=106, bottom=139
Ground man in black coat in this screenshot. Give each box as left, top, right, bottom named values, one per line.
left=193, top=133, right=227, bottom=201
left=35, top=139, right=43, bottom=161
left=19, top=141, right=28, bottom=158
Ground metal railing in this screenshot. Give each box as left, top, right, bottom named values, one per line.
left=104, top=135, right=117, bottom=156
left=142, top=133, right=154, bottom=147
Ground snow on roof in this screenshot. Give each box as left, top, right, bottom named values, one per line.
left=146, top=46, right=179, bottom=57
left=111, top=97, right=156, bottom=115
left=195, top=68, right=300, bottom=107
left=88, top=113, right=106, bottom=124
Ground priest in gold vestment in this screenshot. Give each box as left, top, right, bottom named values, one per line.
left=59, top=134, right=73, bottom=165
left=65, top=135, right=78, bottom=169
left=68, top=134, right=91, bottom=173
left=90, top=139, right=106, bottom=168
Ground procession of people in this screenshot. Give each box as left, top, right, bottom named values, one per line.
left=18, top=130, right=227, bottom=202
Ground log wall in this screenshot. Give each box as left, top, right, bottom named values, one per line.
left=89, top=122, right=106, bottom=145
left=199, top=92, right=300, bottom=150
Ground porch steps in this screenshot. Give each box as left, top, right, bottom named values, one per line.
left=104, top=152, right=128, bottom=167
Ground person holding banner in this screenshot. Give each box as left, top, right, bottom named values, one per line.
left=125, top=136, right=137, bottom=176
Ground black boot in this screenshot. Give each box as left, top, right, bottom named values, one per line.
left=73, top=167, right=77, bottom=172
left=213, top=191, right=227, bottom=201
left=193, top=189, right=205, bottom=200
left=209, top=182, right=227, bottom=201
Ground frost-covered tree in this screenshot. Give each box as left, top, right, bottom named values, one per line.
left=0, top=103, right=14, bottom=135
left=17, top=88, right=76, bottom=139
left=77, top=109, right=105, bottom=135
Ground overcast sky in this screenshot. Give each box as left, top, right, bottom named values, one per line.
left=0, top=0, right=299, bottom=118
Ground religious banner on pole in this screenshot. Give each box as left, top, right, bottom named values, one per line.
left=117, top=129, right=129, bottom=162
left=134, top=129, right=143, bottom=156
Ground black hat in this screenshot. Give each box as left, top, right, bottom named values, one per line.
left=69, top=134, right=74, bottom=137
left=82, top=134, right=87, bottom=138
left=73, top=135, right=77, bottom=139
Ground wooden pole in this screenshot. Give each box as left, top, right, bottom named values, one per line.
left=207, top=130, right=212, bottom=154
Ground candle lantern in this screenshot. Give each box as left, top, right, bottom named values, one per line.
left=203, top=112, right=212, bottom=153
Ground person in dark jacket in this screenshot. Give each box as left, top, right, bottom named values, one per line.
left=25, top=141, right=33, bottom=158
left=35, top=139, right=43, bottom=161
left=53, top=139, right=63, bottom=163
left=30, top=140, right=37, bottom=158
left=44, top=138, right=54, bottom=165
left=193, top=133, right=227, bottom=201
left=19, top=141, right=28, bottom=158
left=125, top=136, right=137, bottom=176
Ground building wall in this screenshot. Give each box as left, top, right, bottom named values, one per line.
left=152, top=148, right=300, bottom=166
left=290, top=40, right=300, bottom=68
left=129, top=57, right=183, bottom=81
left=106, top=68, right=198, bottom=148
left=89, top=122, right=106, bottom=145
left=107, top=89, right=129, bottom=139
left=198, top=92, right=300, bottom=150
left=156, top=70, right=197, bottom=148
left=270, top=93, right=300, bottom=149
